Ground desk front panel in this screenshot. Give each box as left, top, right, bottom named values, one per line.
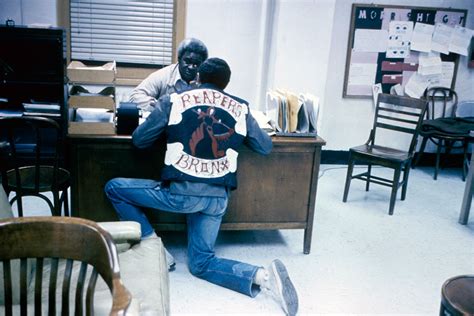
left=70, top=136, right=323, bottom=230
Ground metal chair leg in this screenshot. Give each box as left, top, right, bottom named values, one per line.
left=401, top=164, right=410, bottom=201
left=343, top=154, right=354, bottom=202
left=462, top=140, right=468, bottom=182
left=17, top=194, right=24, bottom=217
left=53, top=190, right=61, bottom=216
left=62, top=189, right=69, bottom=216
left=389, top=168, right=402, bottom=215
left=413, top=136, right=428, bottom=168
left=366, top=164, right=372, bottom=191
left=434, top=139, right=443, bottom=180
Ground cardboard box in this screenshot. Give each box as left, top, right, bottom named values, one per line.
left=68, top=85, right=115, bottom=110
left=68, top=122, right=116, bottom=135
left=67, top=61, right=116, bottom=84
left=68, top=108, right=116, bottom=135
left=69, top=95, right=115, bottom=110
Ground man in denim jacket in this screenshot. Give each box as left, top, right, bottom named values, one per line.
left=106, top=58, right=298, bottom=316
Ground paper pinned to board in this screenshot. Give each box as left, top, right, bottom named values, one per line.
left=418, top=52, right=442, bottom=75
left=411, top=23, right=434, bottom=52
left=386, top=21, right=413, bottom=58
left=427, top=61, right=455, bottom=89
left=354, top=29, right=389, bottom=52
left=404, top=73, right=430, bottom=98
left=372, top=83, right=382, bottom=106
left=432, top=23, right=453, bottom=54
left=390, top=84, right=404, bottom=96
left=448, top=25, right=473, bottom=56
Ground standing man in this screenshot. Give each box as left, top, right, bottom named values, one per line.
left=129, top=38, right=208, bottom=112
left=105, top=58, right=298, bottom=315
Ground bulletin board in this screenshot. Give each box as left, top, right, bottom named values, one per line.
left=343, top=4, right=468, bottom=98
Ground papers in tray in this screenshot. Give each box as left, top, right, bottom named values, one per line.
left=68, top=108, right=116, bottom=135
left=71, top=108, right=114, bottom=123
left=265, top=89, right=320, bottom=136
left=23, top=102, right=60, bottom=111
left=0, top=109, right=23, bottom=117
left=69, top=85, right=115, bottom=97
left=22, top=101, right=61, bottom=117
left=68, top=85, right=116, bottom=110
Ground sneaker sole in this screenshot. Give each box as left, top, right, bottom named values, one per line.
left=272, top=259, right=298, bottom=316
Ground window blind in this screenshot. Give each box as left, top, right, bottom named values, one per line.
left=70, top=0, right=174, bottom=66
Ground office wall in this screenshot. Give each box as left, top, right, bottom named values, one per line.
left=0, top=0, right=56, bottom=26
left=187, top=0, right=336, bottom=120
left=0, top=0, right=473, bottom=152
left=323, top=0, right=474, bottom=150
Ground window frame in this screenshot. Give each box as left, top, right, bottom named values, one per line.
left=57, top=0, right=186, bottom=86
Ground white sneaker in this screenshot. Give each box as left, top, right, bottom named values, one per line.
left=164, top=247, right=176, bottom=271
left=265, top=259, right=298, bottom=316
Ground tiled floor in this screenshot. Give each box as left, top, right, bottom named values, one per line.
left=14, top=164, right=474, bottom=315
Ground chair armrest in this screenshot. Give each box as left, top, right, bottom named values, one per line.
left=98, top=221, right=141, bottom=252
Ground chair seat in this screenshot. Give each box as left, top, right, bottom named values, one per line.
left=0, top=117, right=71, bottom=217
left=350, top=144, right=411, bottom=162
left=441, top=275, right=474, bottom=315
left=6, top=166, right=70, bottom=192
left=420, top=117, right=474, bottom=138
left=343, top=94, right=427, bottom=215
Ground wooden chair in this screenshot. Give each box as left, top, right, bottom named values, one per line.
left=343, top=94, right=427, bottom=215
left=440, top=275, right=474, bottom=315
left=414, top=87, right=473, bottom=180
left=0, top=216, right=133, bottom=315
left=0, top=116, right=70, bottom=216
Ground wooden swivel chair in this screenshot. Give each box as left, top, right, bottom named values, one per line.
left=343, top=94, right=427, bottom=215
left=414, top=87, right=472, bottom=180
left=0, top=116, right=70, bottom=216
left=0, top=216, right=133, bottom=315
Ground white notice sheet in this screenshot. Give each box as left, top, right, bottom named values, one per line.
left=432, top=23, right=453, bottom=54
left=386, top=21, right=413, bottom=58
left=411, top=23, right=434, bottom=52
left=427, top=62, right=455, bottom=89
left=348, top=63, right=377, bottom=85
left=449, top=25, right=473, bottom=56
left=354, top=29, right=388, bottom=52
left=418, top=52, right=442, bottom=76
left=405, top=73, right=430, bottom=98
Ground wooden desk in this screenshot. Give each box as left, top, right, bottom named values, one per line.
left=68, top=135, right=326, bottom=254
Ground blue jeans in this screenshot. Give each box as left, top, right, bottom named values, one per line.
left=105, top=178, right=261, bottom=297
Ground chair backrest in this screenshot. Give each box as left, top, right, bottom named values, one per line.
left=371, top=94, right=427, bottom=154
left=424, top=87, right=458, bottom=120
left=0, top=116, right=63, bottom=194
left=0, top=216, right=132, bottom=315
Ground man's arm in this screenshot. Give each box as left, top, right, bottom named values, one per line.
left=244, top=111, right=272, bottom=155
left=132, top=95, right=171, bottom=149
left=129, top=65, right=175, bottom=112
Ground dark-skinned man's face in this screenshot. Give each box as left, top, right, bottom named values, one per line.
left=178, top=51, right=205, bottom=83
